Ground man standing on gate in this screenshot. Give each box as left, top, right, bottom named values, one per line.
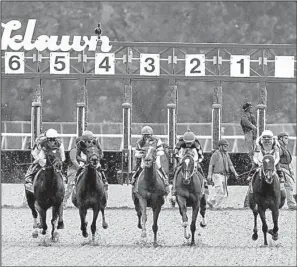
left=277, top=132, right=297, bottom=210
left=240, top=102, right=257, bottom=160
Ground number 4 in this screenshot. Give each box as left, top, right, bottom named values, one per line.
left=95, top=53, right=115, bottom=75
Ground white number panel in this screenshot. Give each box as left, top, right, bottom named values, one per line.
left=5, top=52, right=24, bottom=74
left=95, top=53, right=115, bottom=75
left=140, top=54, right=160, bottom=76
left=185, top=54, right=205, bottom=76
left=275, top=56, right=295, bottom=78
left=230, top=55, right=250, bottom=77
left=50, top=52, right=70, bottom=74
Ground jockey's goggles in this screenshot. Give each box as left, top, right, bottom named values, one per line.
left=48, top=138, right=56, bottom=142
left=262, top=135, right=272, bottom=140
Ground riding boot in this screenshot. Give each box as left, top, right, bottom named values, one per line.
left=24, top=164, right=39, bottom=192
left=100, top=171, right=109, bottom=191
left=158, top=167, right=170, bottom=195
left=130, top=167, right=142, bottom=186
left=73, top=167, right=84, bottom=185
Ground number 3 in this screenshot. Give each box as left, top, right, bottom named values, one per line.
left=144, top=57, right=155, bottom=73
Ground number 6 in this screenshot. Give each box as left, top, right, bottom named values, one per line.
left=5, top=52, right=24, bottom=74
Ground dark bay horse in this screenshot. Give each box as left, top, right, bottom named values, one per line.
left=132, top=144, right=167, bottom=246
left=25, top=147, right=65, bottom=242
left=175, top=150, right=207, bottom=245
left=72, top=146, right=108, bottom=243
left=249, top=154, right=286, bottom=246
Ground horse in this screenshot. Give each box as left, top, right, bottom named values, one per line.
left=175, top=149, right=207, bottom=245
left=132, top=143, right=167, bottom=247
left=249, top=154, right=286, bottom=246
left=25, top=147, right=65, bottom=242
left=72, top=145, right=108, bottom=243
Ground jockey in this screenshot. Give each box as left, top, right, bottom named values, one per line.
left=24, top=128, right=66, bottom=192
left=252, top=129, right=284, bottom=182
left=130, top=125, right=170, bottom=194
left=74, top=130, right=108, bottom=190
left=171, top=129, right=206, bottom=197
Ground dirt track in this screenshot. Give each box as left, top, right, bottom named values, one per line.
left=2, top=207, right=296, bottom=266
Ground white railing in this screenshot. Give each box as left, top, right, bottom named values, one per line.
left=1, top=132, right=296, bottom=155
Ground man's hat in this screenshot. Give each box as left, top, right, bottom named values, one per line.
left=242, top=102, right=252, bottom=111
left=218, top=139, right=229, bottom=146
left=277, top=132, right=289, bottom=140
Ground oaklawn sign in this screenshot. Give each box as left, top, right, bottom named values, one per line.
left=1, top=19, right=112, bottom=52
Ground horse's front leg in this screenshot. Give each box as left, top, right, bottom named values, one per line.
left=200, top=194, right=207, bottom=227
left=100, top=207, right=108, bottom=229
left=268, top=208, right=279, bottom=241
left=79, top=208, right=88, bottom=238
left=139, top=198, right=147, bottom=238
left=258, top=206, right=268, bottom=245
left=152, top=205, right=161, bottom=247
left=252, top=209, right=259, bottom=241
left=177, top=196, right=190, bottom=240
left=190, top=201, right=200, bottom=246
left=57, top=203, right=64, bottom=229
left=91, top=207, right=100, bottom=243
left=35, top=202, right=47, bottom=236
left=51, top=206, right=60, bottom=242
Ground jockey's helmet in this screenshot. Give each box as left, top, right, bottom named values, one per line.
left=82, top=130, right=94, bottom=141
left=141, top=126, right=153, bottom=135
left=218, top=139, right=229, bottom=147
left=183, top=130, right=195, bottom=144
left=45, top=129, right=58, bottom=139
left=242, top=102, right=252, bottom=111
left=261, top=130, right=274, bottom=144
left=277, top=132, right=289, bottom=140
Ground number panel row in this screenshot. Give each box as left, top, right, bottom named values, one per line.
left=4, top=52, right=296, bottom=78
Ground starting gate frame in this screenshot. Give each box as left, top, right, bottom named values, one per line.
left=1, top=41, right=296, bottom=182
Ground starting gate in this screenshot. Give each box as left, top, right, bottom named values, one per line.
left=2, top=39, right=296, bottom=182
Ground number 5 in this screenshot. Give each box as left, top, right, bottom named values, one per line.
left=50, top=53, right=70, bottom=74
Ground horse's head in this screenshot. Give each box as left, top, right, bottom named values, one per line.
left=180, top=153, right=195, bottom=185
left=142, top=145, right=157, bottom=168
left=46, top=147, right=63, bottom=172
left=261, top=154, right=276, bottom=184
left=85, top=146, right=101, bottom=168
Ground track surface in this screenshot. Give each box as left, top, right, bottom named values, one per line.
left=2, top=207, right=296, bottom=266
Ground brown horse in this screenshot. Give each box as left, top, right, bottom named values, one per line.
left=72, top=146, right=108, bottom=244
left=26, top=147, right=65, bottom=243
left=175, top=150, right=207, bottom=245
left=132, top=144, right=167, bottom=247
left=249, top=154, right=286, bottom=246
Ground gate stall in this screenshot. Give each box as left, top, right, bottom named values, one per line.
left=2, top=41, right=296, bottom=183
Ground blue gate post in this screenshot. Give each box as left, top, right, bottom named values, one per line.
left=77, top=80, right=87, bottom=137
left=212, top=81, right=222, bottom=150
left=257, top=82, right=267, bottom=137
left=121, top=82, right=132, bottom=185
left=167, top=82, right=177, bottom=180
left=31, top=82, right=43, bottom=148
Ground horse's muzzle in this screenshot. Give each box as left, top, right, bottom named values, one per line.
left=89, top=155, right=99, bottom=167
left=264, top=170, right=274, bottom=184
left=53, top=161, right=62, bottom=172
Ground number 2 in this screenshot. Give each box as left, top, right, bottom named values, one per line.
left=190, top=58, right=201, bottom=73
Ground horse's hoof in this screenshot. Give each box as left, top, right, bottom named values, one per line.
left=57, top=221, right=64, bottom=229
left=190, top=241, right=195, bottom=246
left=51, top=232, right=59, bottom=242
left=141, top=232, right=147, bottom=238
left=32, top=230, right=38, bottom=238
left=268, top=229, right=278, bottom=240
left=153, top=242, right=159, bottom=248
left=200, top=222, right=206, bottom=228
left=82, top=231, right=88, bottom=238
left=138, top=224, right=142, bottom=229
left=185, top=233, right=191, bottom=240
left=42, top=230, right=46, bottom=235
left=102, top=222, right=108, bottom=229
left=252, top=233, right=258, bottom=241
